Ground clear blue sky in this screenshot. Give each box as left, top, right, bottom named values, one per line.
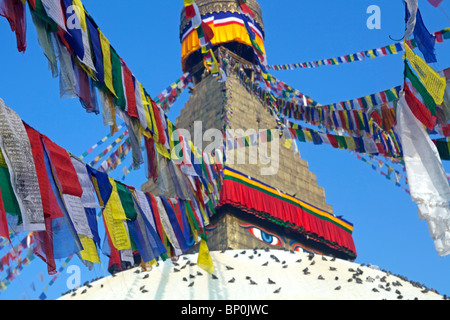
left=0, top=0, right=449, bottom=300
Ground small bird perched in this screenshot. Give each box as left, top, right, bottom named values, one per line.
left=228, top=277, right=235, bottom=283
left=268, top=278, right=276, bottom=285
left=226, top=266, right=234, bottom=270
left=188, top=282, right=194, bottom=287
left=273, top=288, right=281, bottom=294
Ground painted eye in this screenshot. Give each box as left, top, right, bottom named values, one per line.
left=248, top=227, right=282, bottom=246
left=291, top=244, right=304, bottom=253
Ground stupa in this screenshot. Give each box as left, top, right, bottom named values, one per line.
left=142, top=0, right=356, bottom=261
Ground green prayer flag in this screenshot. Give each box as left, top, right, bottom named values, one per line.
left=115, top=182, right=138, bottom=221
left=436, top=139, right=450, bottom=160
left=404, top=61, right=437, bottom=115
left=110, top=48, right=126, bottom=110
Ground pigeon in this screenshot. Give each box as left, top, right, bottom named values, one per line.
left=296, top=259, right=302, bottom=263
left=182, top=277, right=188, bottom=282
left=139, top=285, right=145, bottom=291
left=335, top=286, right=341, bottom=291
left=141, top=289, right=148, bottom=293
left=246, top=276, right=251, bottom=280
left=143, top=274, right=149, bottom=279
left=234, top=254, right=238, bottom=258
left=318, top=275, right=325, bottom=280
left=189, top=274, right=195, bottom=279
left=308, top=253, right=314, bottom=261
left=188, top=282, right=194, bottom=287
left=228, top=277, right=235, bottom=283
left=262, top=261, right=268, bottom=266
left=322, top=256, right=327, bottom=261
left=173, top=268, right=180, bottom=273
left=372, top=288, right=379, bottom=293
left=212, top=274, right=218, bottom=280
left=273, top=288, right=281, bottom=294
left=81, top=289, right=87, bottom=294
left=310, top=260, right=315, bottom=266
left=240, top=250, right=246, bottom=254
left=248, top=255, right=254, bottom=259
left=282, top=265, right=288, bottom=269
left=329, top=267, right=337, bottom=271
left=196, top=271, right=203, bottom=276
left=268, top=278, right=276, bottom=285
left=249, top=280, right=257, bottom=285
left=226, top=266, right=234, bottom=270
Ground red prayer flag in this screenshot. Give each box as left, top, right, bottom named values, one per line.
left=404, top=82, right=436, bottom=130
left=0, top=187, right=10, bottom=242
left=41, top=136, right=83, bottom=197
left=185, top=4, right=195, bottom=19
left=121, top=59, right=138, bottom=119
left=0, top=0, right=27, bottom=52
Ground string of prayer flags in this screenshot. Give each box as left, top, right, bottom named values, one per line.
left=88, top=129, right=129, bottom=167
left=154, top=73, right=192, bottom=112
left=266, top=28, right=450, bottom=71
left=79, top=122, right=125, bottom=160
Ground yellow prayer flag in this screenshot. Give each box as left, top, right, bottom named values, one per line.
left=344, top=136, right=356, bottom=151
left=283, top=138, right=292, bottom=149
left=72, top=0, right=87, bottom=32
left=197, top=239, right=214, bottom=274
left=101, top=178, right=131, bottom=251
left=79, top=235, right=100, bottom=264
left=98, top=30, right=117, bottom=98
left=304, top=130, right=313, bottom=142
left=389, top=44, right=397, bottom=54
left=404, top=42, right=446, bottom=105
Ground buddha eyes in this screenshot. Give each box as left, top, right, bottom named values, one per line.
left=249, top=227, right=282, bottom=246
left=239, top=223, right=284, bottom=247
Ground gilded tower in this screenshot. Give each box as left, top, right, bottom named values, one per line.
left=142, top=0, right=356, bottom=260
